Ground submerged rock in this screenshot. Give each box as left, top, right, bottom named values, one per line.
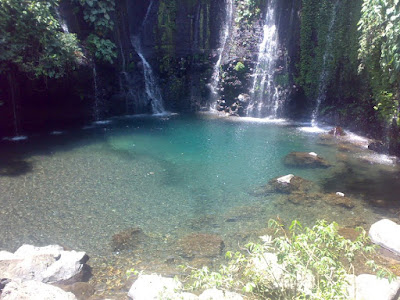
left=0, top=280, right=77, bottom=300
left=322, top=193, right=354, bottom=209
left=111, top=227, right=146, bottom=252
left=177, top=233, right=225, bottom=259
left=283, top=152, right=331, bottom=168
left=369, top=219, right=400, bottom=256
left=0, top=245, right=88, bottom=284
left=254, top=175, right=316, bottom=195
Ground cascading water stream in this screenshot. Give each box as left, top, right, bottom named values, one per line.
left=311, top=0, right=340, bottom=127
left=246, top=0, right=280, bottom=118
left=130, top=0, right=165, bottom=115
left=210, top=0, right=233, bottom=109
left=56, top=8, right=70, bottom=33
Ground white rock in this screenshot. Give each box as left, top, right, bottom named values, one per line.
left=199, top=288, right=243, bottom=300
left=336, top=192, right=345, bottom=197
left=277, top=174, right=294, bottom=184
left=347, top=274, right=400, bottom=300
left=308, top=152, right=318, bottom=157
left=369, top=219, right=400, bottom=255
left=0, top=244, right=87, bottom=284
left=128, top=274, right=183, bottom=300
left=0, top=280, right=77, bottom=300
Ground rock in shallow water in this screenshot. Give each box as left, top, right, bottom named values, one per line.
left=111, top=227, right=147, bottom=252
left=177, top=233, right=225, bottom=259
left=0, top=245, right=88, bottom=284
left=283, top=152, right=331, bottom=168
left=369, top=219, right=400, bottom=256
left=253, top=175, right=316, bottom=195
left=0, top=280, right=77, bottom=300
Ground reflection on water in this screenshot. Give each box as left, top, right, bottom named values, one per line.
left=0, top=114, right=399, bottom=296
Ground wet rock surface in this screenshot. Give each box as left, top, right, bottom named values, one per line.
left=283, top=152, right=331, bottom=168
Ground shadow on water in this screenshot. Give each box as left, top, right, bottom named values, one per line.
left=0, top=156, right=33, bottom=177
left=320, top=161, right=400, bottom=210
left=0, top=115, right=173, bottom=177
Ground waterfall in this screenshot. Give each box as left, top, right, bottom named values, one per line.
left=246, top=0, right=280, bottom=118
left=130, top=0, right=165, bottom=115
left=210, top=0, right=233, bottom=108
left=56, top=8, right=70, bottom=33
left=311, top=0, right=339, bottom=126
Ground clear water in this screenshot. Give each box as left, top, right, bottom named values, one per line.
left=1, top=114, right=399, bottom=294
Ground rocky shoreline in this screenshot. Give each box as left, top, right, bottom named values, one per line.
left=1, top=217, right=400, bottom=299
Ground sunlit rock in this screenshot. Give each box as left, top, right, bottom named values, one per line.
left=277, top=174, right=294, bottom=184
left=347, top=274, right=400, bottom=300
left=177, top=233, right=225, bottom=259
left=0, top=280, right=77, bottom=300
left=128, top=274, right=183, bottom=300
left=199, top=288, right=243, bottom=300
left=283, top=152, right=331, bottom=168
left=0, top=245, right=88, bottom=284
left=369, top=219, right=400, bottom=255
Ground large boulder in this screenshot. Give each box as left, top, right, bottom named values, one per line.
left=369, top=219, right=400, bottom=256
left=0, top=280, right=77, bottom=300
left=347, top=274, right=400, bottom=300
left=128, top=274, right=183, bottom=300
left=0, top=245, right=88, bottom=284
left=177, top=233, right=225, bottom=259
left=283, top=152, right=331, bottom=168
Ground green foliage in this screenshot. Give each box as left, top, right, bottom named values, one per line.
left=183, top=220, right=395, bottom=300
left=297, top=0, right=362, bottom=101
left=358, top=0, right=400, bottom=123
left=0, top=0, right=82, bottom=78
left=75, top=0, right=114, bottom=32
left=235, top=0, right=263, bottom=26
left=73, top=0, right=117, bottom=63
left=155, top=0, right=177, bottom=54
left=234, top=61, right=246, bottom=73
left=86, top=34, right=117, bottom=64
